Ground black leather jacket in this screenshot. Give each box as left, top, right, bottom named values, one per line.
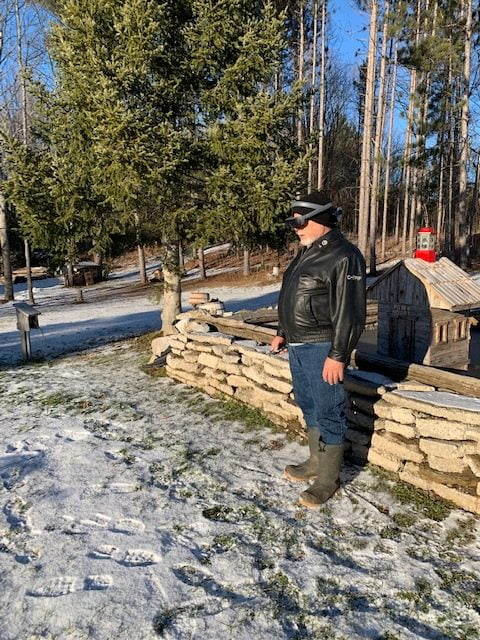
left=277, top=228, right=366, bottom=363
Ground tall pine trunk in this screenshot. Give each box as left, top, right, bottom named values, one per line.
left=133, top=212, right=147, bottom=284
left=296, top=2, right=305, bottom=147
left=243, top=248, right=251, bottom=277
left=317, top=0, right=327, bottom=190
left=307, top=0, right=318, bottom=190
left=358, top=0, right=378, bottom=259
left=458, top=0, right=472, bottom=268
left=15, top=0, right=34, bottom=304
left=381, top=40, right=398, bottom=262
left=197, top=247, right=206, bottom=280
left=161, top=237, right=181, bottom=335
left=0, top=191, right=14, bottom=301
left=369, top=0, right=390, bottom=275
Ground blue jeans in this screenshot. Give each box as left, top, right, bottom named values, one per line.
left=288, top=343, right=346, bottom=445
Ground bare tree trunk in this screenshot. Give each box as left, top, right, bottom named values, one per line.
left=307, top=0, right=318, bottom=190
left=24, top=238, right=34, bottom=304
left=66, top=261, right=74, bottom=287
left=358, top=0, right=378, bottom=259
left=436, top=145, right=445, bottom=244
left=243, top=248, right=250, bottom=277
left=401, top=69, right=417, bottom=256
left=133, top=212, right=147, bottom=284
left=197, top=247, right=206, bottom=280
left=178, top=240, right=184, bottom=273
left=381, top=40, right=398, bottom=262
left=369, top=0, right=390, bottom=275
left=297, top=2, right=305, bottom=147
left=472, top=155, right=480, bottom=235
left=161, top=237, right=181, bottom=335
left=394, top=195, right=401, bottom=245
left=445, top=52, right=457, bottom=258
left=15, top=0, right=34, bottom=303
left=316, top=0, right=327, bottom=190
left=0, top=191, right=14, bottom=300
left=458, top=0, right=472, bottom=268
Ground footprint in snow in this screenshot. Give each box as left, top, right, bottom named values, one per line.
left=110, top=517, right=145, bottom=535
left=63, top=514, right=145, bottom=535
left=91, top=544, right=160, bottom=566
left=3, top=497, right=32, bottom=531
left=56, top=429, right=90, bottom=442
left=89, top=482, right=138, bottom=494
left=28, top=574, right=112, bottom=598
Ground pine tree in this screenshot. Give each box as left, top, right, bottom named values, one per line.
left=191, top=1, right=307, bottom=253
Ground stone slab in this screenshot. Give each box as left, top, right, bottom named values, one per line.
left=382, top=390, right=480, bottom=426
left=185, top=342, right=212, bottom=353
left=383, top=420, right=416, bottom=439
left=466, top=455, right=480, bottom=477
left=185, top=331, right=233, bottom=346
left=367, top=449, right=403, bottom=473
left=371, top=432, right=424, bottom=463
left=226, top=375, right=254, bottom=389
left=419, top=438, right=477, bottom=458
left=428, top=455, right=468, bottom=474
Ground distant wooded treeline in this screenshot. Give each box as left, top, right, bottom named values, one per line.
left=0, top=1, right=479, bottom=329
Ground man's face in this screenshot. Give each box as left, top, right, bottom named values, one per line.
left=293, top=213, right=329, bottom=246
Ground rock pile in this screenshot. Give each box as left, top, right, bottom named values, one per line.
left=156, top=311, right=480, bottom=514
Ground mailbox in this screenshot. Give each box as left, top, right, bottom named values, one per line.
left=14, top=303, right=41, bottom=359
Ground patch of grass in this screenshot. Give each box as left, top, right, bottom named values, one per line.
left=152, top=608, right=176, bottom=636
left=210, top=397, right=277, bottom=431
left=202, top=505, right=234, bottom=521
left=39, top=391, right=76, bottom=407
left=379, top=526, right=401, bottom=540
left=212, top=533, right=237, bottom=551
left=397, top=577, right=433, bottom=613
left=368, top=466, right=451, bottom=521
left=262, top=571, right=304, bottom=616
left=445, top=517, right=477, bottom=546
left=392, top=512, right=416, bottom=528
left=391, top=483, right=451, bottom=521
left=131, top=330, right=163, bottom=353
left=436, top=568, right=480, bottom=610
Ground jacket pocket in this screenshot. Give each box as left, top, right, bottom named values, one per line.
left=308, top=293, right=327, bottom=326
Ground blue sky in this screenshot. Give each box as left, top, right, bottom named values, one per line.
left=330, top=0, right=370, bottom=67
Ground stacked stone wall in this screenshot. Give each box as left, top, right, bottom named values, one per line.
left=159, top=314, right=480, bottom=514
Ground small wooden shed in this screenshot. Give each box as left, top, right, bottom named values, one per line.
left=367, top=257, right=480, bottom=370
left=70, top=261, right=104, bottom=287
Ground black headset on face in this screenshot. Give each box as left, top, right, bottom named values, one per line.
left=285, top=201, right=342, bottom=229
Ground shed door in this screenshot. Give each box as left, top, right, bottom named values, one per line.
left=388, top=316, right=415, bottom=361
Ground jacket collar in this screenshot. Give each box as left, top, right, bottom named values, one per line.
left=312, top=227, right=343, bottom=250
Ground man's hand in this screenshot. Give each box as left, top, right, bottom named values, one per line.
left=322, top=357, right=345, bottom=385
left=270, top=335, right=286, bottom=353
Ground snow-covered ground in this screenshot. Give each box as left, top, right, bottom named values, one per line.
left=1, top=343, right=479, bottom=640
left=0, top=263, right=280, bottom=366
left=0, top=263, right=479, bottom=639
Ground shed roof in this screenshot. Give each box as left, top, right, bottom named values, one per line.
left=368, top=257, right=480, bottom=311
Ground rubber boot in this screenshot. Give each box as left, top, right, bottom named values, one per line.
left=284, top=429, right=321, bottom=482
left=298, top=442, right=344, bottom=508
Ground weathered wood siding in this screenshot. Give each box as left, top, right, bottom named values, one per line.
left=377, top=302, right=431, bottom=362
left=369, top=263, right=429, bottom=307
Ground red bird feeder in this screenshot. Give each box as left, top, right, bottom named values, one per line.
left=414, top=227, right=437, bottom=262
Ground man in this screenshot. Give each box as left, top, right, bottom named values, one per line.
left=271, top=191, right=366, bottom=508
